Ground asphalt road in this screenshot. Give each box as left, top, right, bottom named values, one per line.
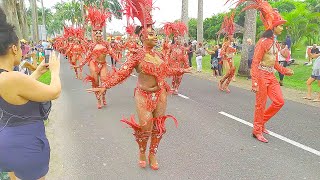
left=47, top=56, right=320, bottom=180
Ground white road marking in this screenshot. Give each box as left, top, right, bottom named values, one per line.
left=219, top=111, right=320, bottom=157
left=178, top=93, right=190, bottom=99
left=130, top=74, right=137, bottom=77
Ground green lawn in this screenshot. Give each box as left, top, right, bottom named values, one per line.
left=191, top=54, right=319, bottom=91
left=38, top=71, right=51, bottom=85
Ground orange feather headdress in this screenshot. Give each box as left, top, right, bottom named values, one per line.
left=226, top=0, right=286, bottom=30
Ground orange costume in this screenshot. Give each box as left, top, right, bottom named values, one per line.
left=229, top=0, right=293, bottom=143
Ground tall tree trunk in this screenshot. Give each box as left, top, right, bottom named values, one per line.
left=17, top=0, right=29, bottom=39
left=1, top=0, right=23, bottom=38
left=197, top=0, right=203, bottom=43
left=30, top=0, right=39, bottom=42
left=238, top=4, right=257, bottom=76
left=181, top=0, right=188, bottom=41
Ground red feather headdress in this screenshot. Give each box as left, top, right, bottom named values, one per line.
left=121, top=0, right=155, bottom=29
left=73, top=27, right=85, bottom=39
left=220, top=12, right=235, bottom=37
left=125, top=24, right=136, bottom=35
left=163, top=22, right=188, bottom=37
left=226, top=0, right=286, bottom=30
left=85, top=5, right=112, bottom=31
left=63, top=26, right=74, bottom=38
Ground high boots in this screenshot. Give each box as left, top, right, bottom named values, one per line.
left=121, top=116, right=151, bottom=168
left=149, top=127, right=163, bottom=170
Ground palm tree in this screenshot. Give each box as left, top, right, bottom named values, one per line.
left=17, top=0, right=29, bottom=39
left=181, top=0, right=188, bottom=41
left=0, top=0, right=23, bottom=38
left=197, top=0, right=203, bottom=43
left=30, top=0, right=39, bottom=42
left=238, top=4, right=257, bottom=76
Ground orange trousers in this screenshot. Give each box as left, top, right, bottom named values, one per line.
left=253, top=70, right=285, bottom=135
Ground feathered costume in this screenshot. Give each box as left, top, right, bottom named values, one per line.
left=80, top=5, right=112, bottom=109
left=96, top=0, right=190, bottom=170
left=163, top=22, right=189, bottom=94
left=218, top=12, right=237, bottom=93
left=227, top=0, right=292, bottom=143
left=65, top=27, right=87, bottom=79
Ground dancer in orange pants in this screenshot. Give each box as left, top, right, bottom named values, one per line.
left=230, top=0, right=294, bottom=143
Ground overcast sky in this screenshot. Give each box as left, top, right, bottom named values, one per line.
left=36, top=0, right=233, bottom=32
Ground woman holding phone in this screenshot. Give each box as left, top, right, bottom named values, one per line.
left=0, top=8, right=61, bottom=180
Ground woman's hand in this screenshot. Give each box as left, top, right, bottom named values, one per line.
left=86, top=87, right=107, bottom=98
left=34, top=59, right=49, bottom=75
left=184, top=67, right=193, bottom=74
left=286, top=69, right=294, bottom=76
left=251, top=83, right=259, bottom=93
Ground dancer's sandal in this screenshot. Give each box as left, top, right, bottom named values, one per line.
left=138, top=153, right=147, bottom=168
left=252, top=133, right=268, bottom=143
left=97, top=100, right=102, bottom=109
left=148, top=155, right=159, bottom=170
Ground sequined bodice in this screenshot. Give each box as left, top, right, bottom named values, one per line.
left=138, top=53, right=167, bottom=82
left=261, top=43, right=278, bottom=67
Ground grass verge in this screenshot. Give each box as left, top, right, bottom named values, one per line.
left=191, top=54, right=319, bottom=91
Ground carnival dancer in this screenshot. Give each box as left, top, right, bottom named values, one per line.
left=124, top=25, right=140, bottom=52
left=62, top=27, right=76, bottom=67
left=163, top=22, right=189, bottom=94
left=65, top=27, right=86, bottom=80
left=228, top=0, right=294, bottom=143
left=88, top=0, right=192, bottom=170
left=110, top=37, right=125, bottom=68
left=77, top=5, right=112, bottom=109
left=218, top=13, right=237, bottom=93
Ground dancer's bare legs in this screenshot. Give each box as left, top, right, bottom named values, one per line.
left=135, top=93, right=153, bottom=167
left=149, top=90, right=167, bottom=169
left=89, top=62, right=101, bottom=108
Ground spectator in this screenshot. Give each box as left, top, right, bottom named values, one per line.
left=187, top=41, right=193, bottom=67
left=247, top=38, right=255, bottom=80
left=217, top=44, right=222, bottom=76
left=0, top=7, right=61, bottom=180
left=285, top=35, right=291, bottom=50
left=278, top=42, right=290, bottom=86
left=303, top=54, right=320, bottom=102
left=307, top=44, right=320, bottom=66
left=195, top=42, right=205, bottom=72
left=206, top=45, right=219, bottom=78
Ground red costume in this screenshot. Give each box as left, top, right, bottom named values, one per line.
left=218, top=13, right=236, bottom=93
left=163, top=22, right=189, bottom=94
left=92, top=0, right=191, bottom=170
left=81, top=5, right=112, bottom=109
left=65, top=27, right=87, bottom=79
left=229, top=0, right=293, bottom=143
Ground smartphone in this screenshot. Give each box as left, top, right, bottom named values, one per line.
left=44, top=49, right=52, bottom=63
